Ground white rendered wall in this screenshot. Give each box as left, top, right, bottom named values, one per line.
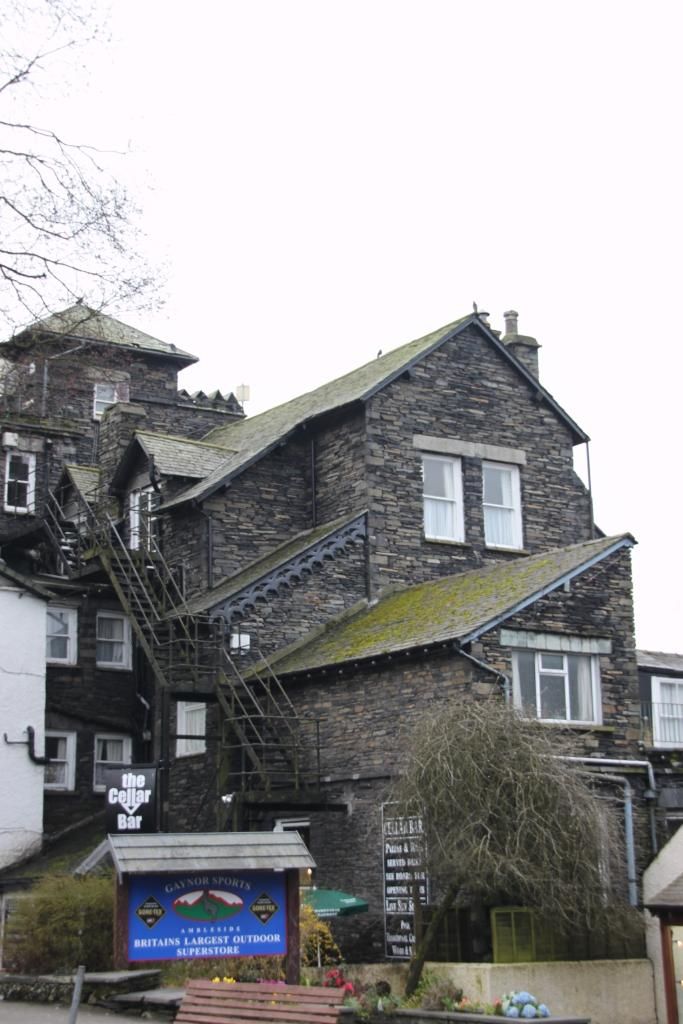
left=644, top=828, right=683, bottom=1024
left=0, top=583, right=46, bottom=869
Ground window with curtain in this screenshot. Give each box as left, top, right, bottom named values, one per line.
left=176, top=701, right=206, bottom=756
left=513, top=650, right=600, bottom=724
left=96, top=611, right=131, bottom=669
left=422, top=455, right=464, bottom=541
left=46, top=606, right=78, bottom=664
left=93, top=734, right=132, bottom=790
left=44, top=732, right=76, bottom=789
left=483, top=462, right=522, bottom=549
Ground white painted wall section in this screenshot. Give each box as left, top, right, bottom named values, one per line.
left=0, top=579, right=47, bottom=869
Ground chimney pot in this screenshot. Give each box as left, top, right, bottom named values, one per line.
left=503, top=310, right=519, bottom=336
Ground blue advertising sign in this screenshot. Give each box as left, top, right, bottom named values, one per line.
left=128, top=871, right=287, bottom=961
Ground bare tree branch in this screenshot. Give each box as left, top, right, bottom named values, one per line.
left=392, top=700, right=639, bottom=995
left=0, top=0, right=156, bottom=334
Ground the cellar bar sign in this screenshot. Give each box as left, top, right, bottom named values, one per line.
left=104, top=767, right=157, bottom=833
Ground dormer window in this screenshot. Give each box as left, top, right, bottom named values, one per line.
left=93, top=382, right=129, bottom=420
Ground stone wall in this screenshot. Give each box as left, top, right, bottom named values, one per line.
left=225, top=539, right=368, bottom=658
left=363, top=325, right=594, bottom=594
left=205, top=438, right=312, bottom=583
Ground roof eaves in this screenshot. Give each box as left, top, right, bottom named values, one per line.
left=458, top=534, right=636, bottom=645
left=0, top=562, right=54, bottom=599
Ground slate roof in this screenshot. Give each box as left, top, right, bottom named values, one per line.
left=64, top=464, right=101, bottom=502
left=185, top=511, right=365, bottom=615
left=111, top=431, right=236, bottom=488
left=162, top=313, right=588, bottom=511
left=268, top=534, right=634, bottom=677
left=6, top=304, right=197, bottom=366
left=637, top=650, right=683, bottom=674
left=108, top=832, right=315, bottom=878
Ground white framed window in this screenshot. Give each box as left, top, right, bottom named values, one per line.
left=46, top=606, right=78, bottom=665
left=128, top=486, right=160, bottom=551
left=93, top=733, right=132, bottom=791
left=230, top=632, right=251, bottom=655
left=483, top=462, right=523, bottom=549
left=651, top=677, right=683, bottom=749
left=512, top=650, right=601, bottom=724
left=93, top=381, right=130, bottom=420
left=4, top=452, right=36, bottom=513
left=422, top=455, right=464, bottom=542
left=44, top=731, right=76, bottom=790
left=96, top=611, right=132, bottom=669
left=176, top=701, right=206, bottom=757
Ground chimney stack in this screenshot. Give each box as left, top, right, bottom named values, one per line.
left=502, top=309, right=540, bottom=378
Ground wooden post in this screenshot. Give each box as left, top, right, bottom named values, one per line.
left=113, top=874, right=129, bottom=970
left=285, top=868, right=300, bottom=985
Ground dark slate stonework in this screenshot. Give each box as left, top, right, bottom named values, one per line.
left=205, top=438, right=312, bottom=584
left=363, top=326, right=594, bottom=593
left=223, top=540, right=368, bottom=659
left=313, top=408, right=367, bottom=524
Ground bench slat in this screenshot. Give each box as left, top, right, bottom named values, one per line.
left=175, top=979, right=345, bottom=1024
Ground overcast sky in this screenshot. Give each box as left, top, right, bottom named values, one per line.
left=19, top=1, right=683, bottom=651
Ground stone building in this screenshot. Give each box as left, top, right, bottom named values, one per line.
left=0, top=303, right=679, bottom=972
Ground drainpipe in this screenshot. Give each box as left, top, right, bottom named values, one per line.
left=597, top=772, right=638, bottom=907
left=456, top=645, right=512, bottom=703
left=3, top=725, right=50, bottom=765
left=561, top=755, right=658, bottom=855
left=584, top=440, right=596, bottom=539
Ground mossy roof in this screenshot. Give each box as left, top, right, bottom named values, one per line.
left=269, top=534, right=634, bottom=677
left=163, top=313, right=588, bottom=511
left=111, top=430, right=236, bottom=489
left=63, top=464, right=101, bottom=501
left=5, top=304, right=197, bottom=366
left=185, top=511, right=365, bottom=615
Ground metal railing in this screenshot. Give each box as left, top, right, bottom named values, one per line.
left=43, top=485, right=312, bottom=793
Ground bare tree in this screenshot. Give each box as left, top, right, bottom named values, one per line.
left=0, top=0, right=153, bottom=333
left=392, top=700, right=636, bottom=995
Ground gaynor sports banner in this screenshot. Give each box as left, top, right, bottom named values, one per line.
left=127, top=870, right=287, bottom=961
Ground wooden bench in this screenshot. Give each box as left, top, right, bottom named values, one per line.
left=175, top=978, right=346, bottom=1024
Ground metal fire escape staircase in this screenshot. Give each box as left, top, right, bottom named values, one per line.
left=45, top=488, right=319, bottom=800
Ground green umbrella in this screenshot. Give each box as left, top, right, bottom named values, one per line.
left=302, top=887, right=369, bottom=918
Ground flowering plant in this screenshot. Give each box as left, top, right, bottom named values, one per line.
left=501, top=991, right=550, bottom=1018
left=323, top=966, right=355, bottom=995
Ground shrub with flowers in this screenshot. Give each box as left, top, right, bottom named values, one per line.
left=501, top=991, right=551, bottom=1018
left=323, top=965, right=355, bottom=996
